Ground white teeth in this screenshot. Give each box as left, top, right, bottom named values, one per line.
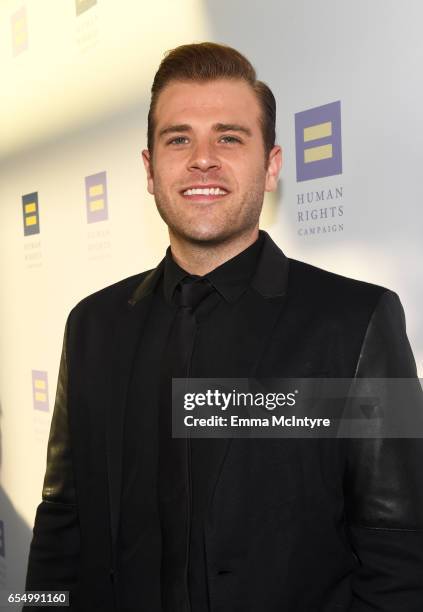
left=183, top=187, right=227, bottom=196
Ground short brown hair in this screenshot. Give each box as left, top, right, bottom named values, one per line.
left=147, top=42, right=276, bottom=158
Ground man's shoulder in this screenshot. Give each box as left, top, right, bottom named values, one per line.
left=261, top=233, right=390, bottom=311
left=69, top=268, right=154, bottom=320
left=287, top=257, right=390, bottom=311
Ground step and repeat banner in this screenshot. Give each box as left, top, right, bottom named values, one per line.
left=0, top=0, right=422, bottom=594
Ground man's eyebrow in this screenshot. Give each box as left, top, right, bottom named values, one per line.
left=158, top=123, right=253, bottom=138
left=213, top=123, right=252, bottom=137
left=158, top=124, right=192, bottom=138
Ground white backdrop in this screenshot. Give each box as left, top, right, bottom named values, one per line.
left=0, top=0, right=422, bottom=594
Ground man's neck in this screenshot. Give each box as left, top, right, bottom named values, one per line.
left=169, top=227, right=260, bottom=276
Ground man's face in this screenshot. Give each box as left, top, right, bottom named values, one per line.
left=142, top=78, right=281, bottom=245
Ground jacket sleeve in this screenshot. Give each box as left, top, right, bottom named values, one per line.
left=345, top=290, right=423, bottom=611
left=25, top=320, right=81, bottom=605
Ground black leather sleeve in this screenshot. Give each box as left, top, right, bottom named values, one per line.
left=345, top=290, right=423, bottom=611
left=25, top=321, right=81, bottom=605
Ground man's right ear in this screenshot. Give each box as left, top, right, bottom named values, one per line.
left=142, top=149, right=155, bottom=195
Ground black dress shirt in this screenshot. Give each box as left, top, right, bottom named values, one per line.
left=118, top=234, right=264, bottom=611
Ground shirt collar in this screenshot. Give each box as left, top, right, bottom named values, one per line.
left=163, top=232, right=265, bottom=304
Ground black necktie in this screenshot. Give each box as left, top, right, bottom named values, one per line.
left=158, top=276, right=214, bottom=611
left=176, top=276, right=214, bottom=307
left=171, top=276, right=215, bottom=376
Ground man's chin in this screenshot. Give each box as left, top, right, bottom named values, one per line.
left=172, top=225, right=236, bottom=247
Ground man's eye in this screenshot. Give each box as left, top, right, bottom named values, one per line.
left=220, top=135, right=242, bottom=144
left=168, top=136, right=189, bottom=145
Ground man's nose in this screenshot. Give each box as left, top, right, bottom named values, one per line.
left=188, top=141, right=221, bottom=173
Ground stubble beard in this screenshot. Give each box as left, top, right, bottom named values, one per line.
left=153, top=179, right=265, bottom=247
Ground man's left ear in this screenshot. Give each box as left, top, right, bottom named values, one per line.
left=142, top=149, right=155, bottom=195
left=265, top=145, right=282, bottom=192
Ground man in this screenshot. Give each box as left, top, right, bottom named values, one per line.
left=26, top=43, right=423, bottom=611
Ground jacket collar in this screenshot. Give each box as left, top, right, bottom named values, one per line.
left=127, top=230, right=289, bottom=306
left=127, top=259, right=165, bottom=306
left=250, top=230, right=289, bottom=298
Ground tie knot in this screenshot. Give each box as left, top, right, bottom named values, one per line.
left=175, top=276, right=214, bottom=310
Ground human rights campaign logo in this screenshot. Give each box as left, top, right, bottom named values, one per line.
left=32, top=370, right=49, bottom=412
left=0, top=520, right=5, bottom=558
left=85, top=171, right=108, bottom=223
left=75, top=0, right=97, bottom=16
left=22, top=192, right=40, bottom=236
left=295, top=101, right=342, bottom=182
left=11, top=6, right=28, bottom=56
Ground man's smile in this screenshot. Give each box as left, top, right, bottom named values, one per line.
left=180, top=184, right=230, bottom=202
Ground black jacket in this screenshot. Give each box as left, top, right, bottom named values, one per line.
left=26, top=233, right=423, bottom=611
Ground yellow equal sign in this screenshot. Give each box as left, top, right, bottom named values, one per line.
left=25, top=202, right=36, bottom=213
left=303, top=120, right=333, bottom=164
left=304, top=144, right=333, bottom=163
left=89, top=184, right=104, bottom=197
left=303, top=121, right=332, bottom=142
left=25, top=215, right=37, bottom=226
left=13, top=19, right=26, bottom=45
left=35, top=391, right=47, bottom=402
left=89, top=198, right=104, bottom=211
left=34, top=379, right=46, bottom=390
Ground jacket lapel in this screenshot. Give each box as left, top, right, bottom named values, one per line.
left=105, top=261, right=164, bottom=556
left=203, top=233, right=290, bottom=509
left=234, top=230, right=290, bottom=379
